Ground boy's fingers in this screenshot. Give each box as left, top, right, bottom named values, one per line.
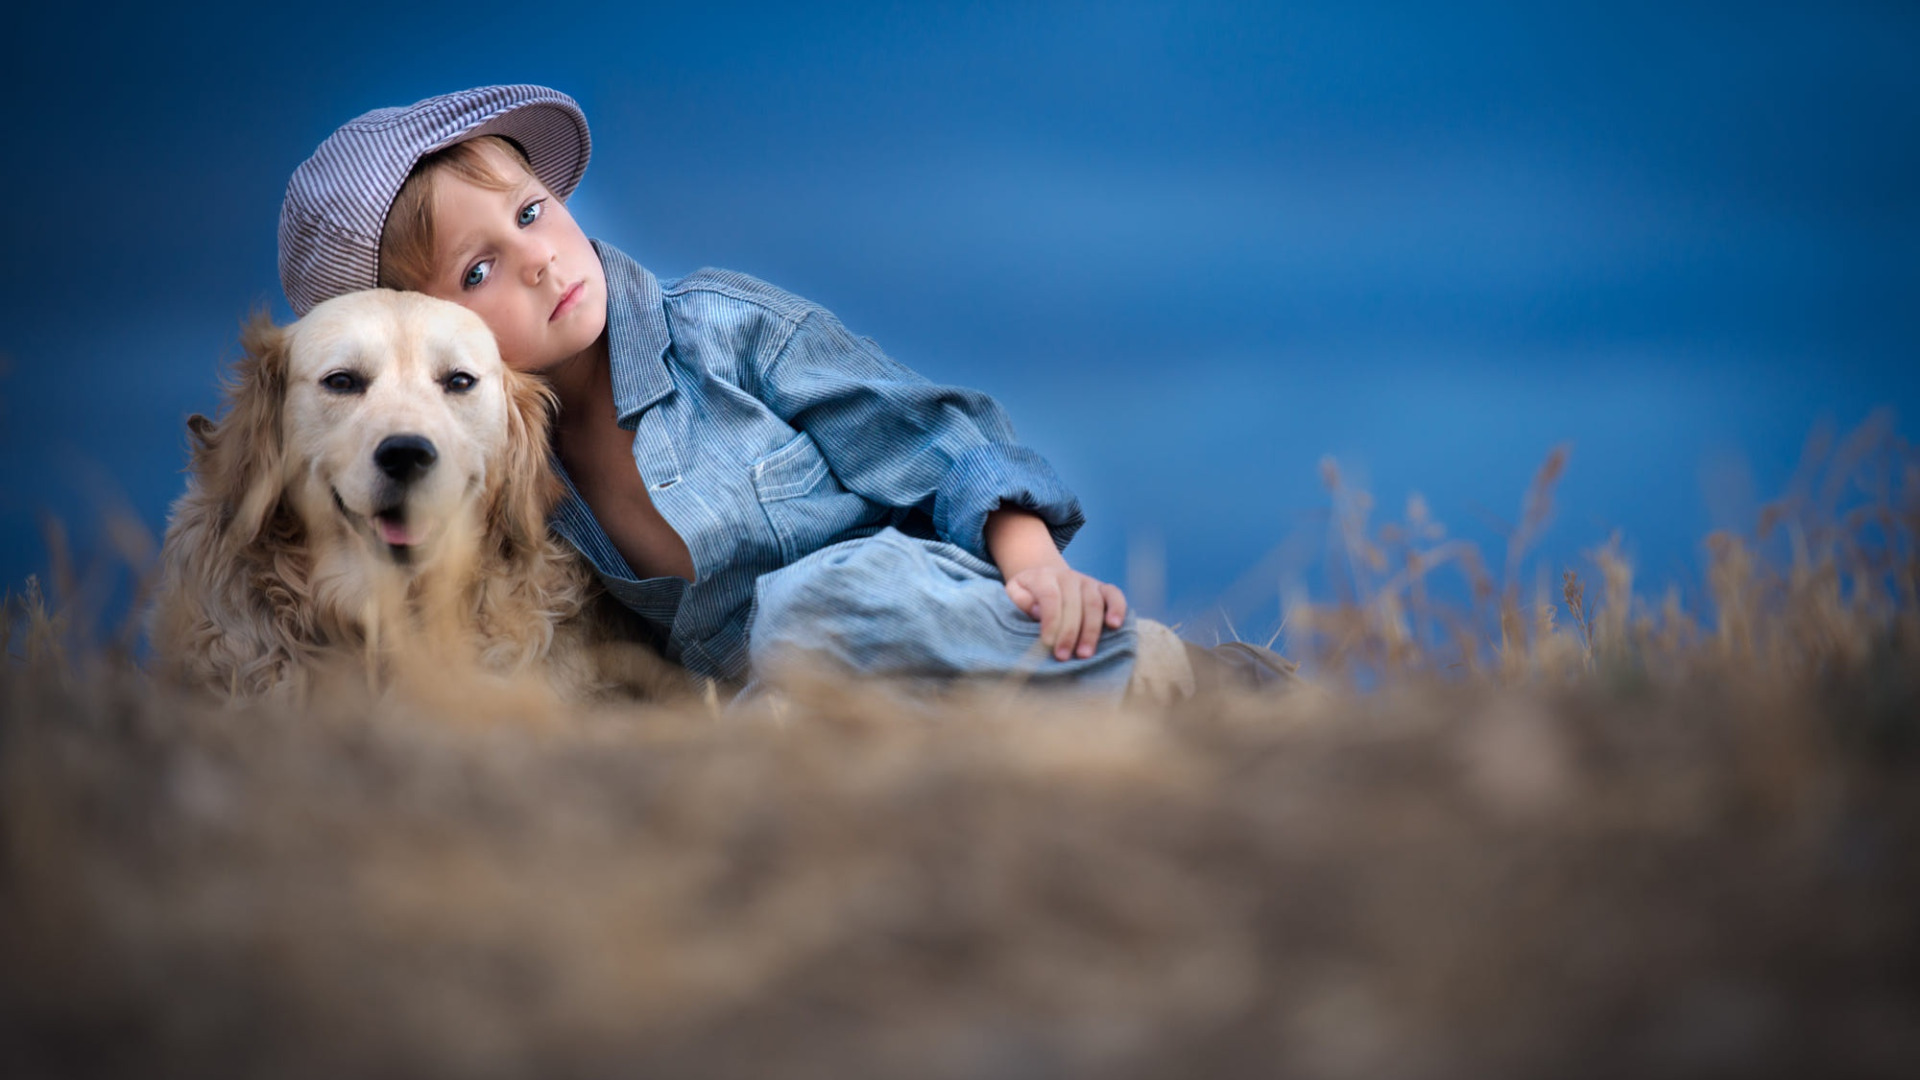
left=1054, top=577, right=1082, bottom=660
left=1075, top=577, right=1105, bottom=658
left=1005, top=579, right=1035, bottom=616
left=1101, top=582, right=1128, bottom=627
left=1032, top=579, right=1063, bottom=646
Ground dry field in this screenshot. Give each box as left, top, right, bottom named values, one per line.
left=3, top=423, right=1917, bottom=1079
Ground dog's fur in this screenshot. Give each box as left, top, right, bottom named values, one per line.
left=151, top=290, right=633, bottom=703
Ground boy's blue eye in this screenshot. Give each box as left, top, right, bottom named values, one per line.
left=463, top=260, right=491, bottom=289
left=518, top=200, right=542, bottom=227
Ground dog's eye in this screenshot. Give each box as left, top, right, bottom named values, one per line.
left=444, top=372, right=478, bottom=394
left=321, top=371, right=365, bottom=394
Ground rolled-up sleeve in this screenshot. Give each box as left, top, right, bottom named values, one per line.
left=754, top=307, right=1085, bottom=561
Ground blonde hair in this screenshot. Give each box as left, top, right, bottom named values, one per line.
left=378, top=135, right=536, bottom=292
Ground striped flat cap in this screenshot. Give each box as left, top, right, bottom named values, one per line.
left=278, top=84, right=591, bottom=315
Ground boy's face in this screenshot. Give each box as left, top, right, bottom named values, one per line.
left=417, top=141, right=607, bottom=375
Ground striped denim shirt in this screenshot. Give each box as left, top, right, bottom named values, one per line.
left=550, top=241, right=1085, bottom=682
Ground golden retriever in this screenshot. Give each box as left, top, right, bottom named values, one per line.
left=150, top=289, right=645, bottom=704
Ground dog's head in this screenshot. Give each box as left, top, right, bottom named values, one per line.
left=190, top=289, right=558, bottom=572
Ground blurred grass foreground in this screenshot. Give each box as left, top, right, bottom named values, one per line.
left=3, top=420, right=1918, bottom=1079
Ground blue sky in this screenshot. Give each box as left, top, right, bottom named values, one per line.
left=3, top=1, right=1915, bottom=642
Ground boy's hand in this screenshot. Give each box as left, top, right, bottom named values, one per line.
left=985, top=506, right=1128, bottom=661
left=1004, top=563, right=1128, bottom=661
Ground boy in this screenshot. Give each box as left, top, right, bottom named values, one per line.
left=279, top=84, right=1290, bottom=697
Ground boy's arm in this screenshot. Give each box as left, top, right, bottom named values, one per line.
left=985, top=505, right=1127, bottom=661
left=754, top=306, right=1085, bottom=560
left=743, top=292, right=1124, bottom=658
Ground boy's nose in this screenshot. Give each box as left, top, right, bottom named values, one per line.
left=521, top=249, right=556, bottom=286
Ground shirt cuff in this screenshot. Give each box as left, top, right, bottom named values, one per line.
left=934, top=443, right=1086, bottom=562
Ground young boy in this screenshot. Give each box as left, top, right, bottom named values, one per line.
left=279, top=84, right=1290, bottom=698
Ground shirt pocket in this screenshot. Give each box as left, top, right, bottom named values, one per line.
left=750, top=430, right=837, bottom=565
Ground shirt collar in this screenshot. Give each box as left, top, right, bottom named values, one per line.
left=591, top=238, right=674, bottom=427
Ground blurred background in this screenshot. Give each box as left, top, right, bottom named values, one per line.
left=2, top=0, right=1915, bottom=643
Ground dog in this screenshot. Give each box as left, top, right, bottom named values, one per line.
left=151, top=289, right=657, bottom=704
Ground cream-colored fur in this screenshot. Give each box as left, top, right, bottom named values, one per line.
left=150, top=290, right=632, bottom=704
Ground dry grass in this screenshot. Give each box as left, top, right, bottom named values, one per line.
left=2, top=420, right=1917, bottom=1079
left=1293, top=416, right=1919, bottom=689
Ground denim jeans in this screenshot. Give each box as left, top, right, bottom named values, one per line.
left=743, top=528, right=1139, bottom=700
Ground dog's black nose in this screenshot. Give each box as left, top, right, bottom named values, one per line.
left=374, top=435, right=438, bottom=483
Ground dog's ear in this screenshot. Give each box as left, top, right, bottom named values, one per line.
left=491, top=365, right=563, bottom=559
left=186, top=412, right=216, bottom=450
left=192, top=311, right=291, bottom=547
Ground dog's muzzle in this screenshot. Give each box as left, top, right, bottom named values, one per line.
left=331, top=434, right=441, bottom=567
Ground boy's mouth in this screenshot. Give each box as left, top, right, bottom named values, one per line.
left=550, top=281, right=584, bottom=322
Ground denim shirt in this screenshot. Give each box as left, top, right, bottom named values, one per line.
left=549, top=241, right=1085, bottom=682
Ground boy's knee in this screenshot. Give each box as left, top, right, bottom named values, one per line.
left=754, top=532, right=920, bottom=628
left=749, top=532, right=1015, bottom=679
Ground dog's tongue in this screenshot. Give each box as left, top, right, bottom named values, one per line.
left=375, top=514, right=416, bottom=546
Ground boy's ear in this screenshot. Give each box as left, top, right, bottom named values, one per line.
left=193, top=312, right=291, bottom=546
left=490, top=365, right=562, bottom=559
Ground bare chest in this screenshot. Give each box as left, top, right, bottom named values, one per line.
left=559, top=426, right=695, bottom=583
